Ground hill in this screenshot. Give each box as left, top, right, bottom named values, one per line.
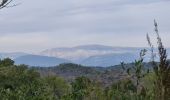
left=80, top=53, right=138, bottom=67
left=39, top=44, right=144, bottom=66
left=35, top=63, right=130, bottom=86
left=14, top=55, right=71, bottom=67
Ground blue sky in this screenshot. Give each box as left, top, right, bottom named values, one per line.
left=0, top=0, right=170, bottom=53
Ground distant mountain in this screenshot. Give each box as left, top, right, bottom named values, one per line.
left=80, top=53, right=138, bottom=67
left=2, top=44, right=170, bottom=67
left=73, top=45, right=115, bottom=50
left=0, top=52, right=28, bottom=59
left=39, top=45, right=143, bottom=64
left=14, top=55, right=71, bottom=67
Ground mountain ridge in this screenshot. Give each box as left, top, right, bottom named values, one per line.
left=0, top=44, right=170, bottom=67
left=14, top=54, right=71, bottom=67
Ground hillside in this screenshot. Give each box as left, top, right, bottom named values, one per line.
left=0, top=45, right=170, bottom=67
left=35, top=63, right=144, bottom=86
left=80, top=53, right=138, bottom=67
left=14, top=55, right=71, bottom=67
left=39, top=45, right=145, bottom=66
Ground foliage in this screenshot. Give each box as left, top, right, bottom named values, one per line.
left=0, top=59, right=70, bottom=100
left=0, top=58, right=14, bottom=67
left=71, top=76, right=92, bottom=100
left=0, top=21, right=170, bottom=100
left=44, top=76, right=70, bottom=99
left=121, top=49, right=149, bottom=94
left=147, top=20, right=170, bottom=100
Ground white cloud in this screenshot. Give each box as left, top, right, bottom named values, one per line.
left=0, top=0, right=170, bottom=52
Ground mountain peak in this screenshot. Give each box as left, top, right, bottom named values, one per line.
left=73, top=44, right=114, bottom=50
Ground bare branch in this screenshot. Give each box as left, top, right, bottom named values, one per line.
left=0, top=0, right=16, bottom=9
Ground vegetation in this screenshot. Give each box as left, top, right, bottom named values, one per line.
left=0, top=21, right=170, bottom=100
left=147, top=20, right=170, bottom=100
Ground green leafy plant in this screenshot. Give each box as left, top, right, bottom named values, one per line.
left=147, top=20, right=170, bottom=100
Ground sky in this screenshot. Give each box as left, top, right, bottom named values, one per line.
left=0, top=0, right=170, bottom=53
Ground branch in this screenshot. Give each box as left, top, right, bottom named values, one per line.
left=0, top=0, right=16, bottom=9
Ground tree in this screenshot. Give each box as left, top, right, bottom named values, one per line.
left=63, top=76, right=93, bottom=100
left=0, top=58, right=14, bottom=67
left=0, top=65, right=55, bottom=99
left=44, top=76, right=70, bottom=99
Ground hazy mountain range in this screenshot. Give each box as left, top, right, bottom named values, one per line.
left=0, top=45, right=169, bottom=67
left=14, top=55, right=71, bottom=67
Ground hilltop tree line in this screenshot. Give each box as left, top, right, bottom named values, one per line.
left=0, top=58, right=152, bottom=100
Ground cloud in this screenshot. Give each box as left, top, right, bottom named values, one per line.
left=0, top=0, right=170, bottom=52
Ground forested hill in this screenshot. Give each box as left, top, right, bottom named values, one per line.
left=34, top=63, right=153, bottom=86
